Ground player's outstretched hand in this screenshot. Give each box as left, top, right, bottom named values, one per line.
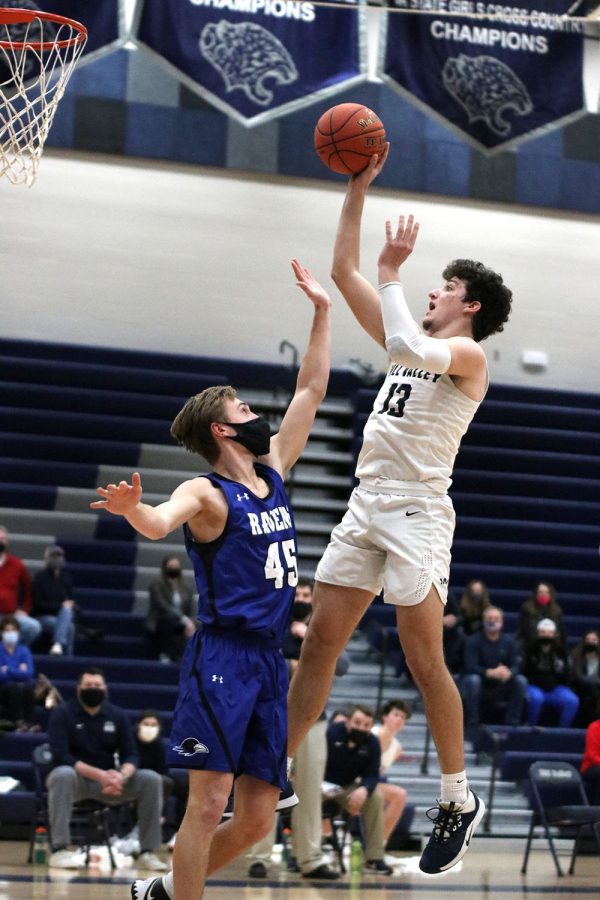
left=378, top=214, right=420, bottom=273
left=351, top=141, right=390, bottom=188
left=291, top=258, right=332, bottom=311
left=90, top=471, right=143, bottom=516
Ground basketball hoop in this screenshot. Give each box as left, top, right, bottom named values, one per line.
left=0, top=7, right=87, bottom=187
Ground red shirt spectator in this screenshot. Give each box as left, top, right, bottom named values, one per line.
left=0, top=528, right=32, bottom=615
left=581, top=719, right=600, bottom=773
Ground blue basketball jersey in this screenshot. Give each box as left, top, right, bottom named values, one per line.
left=184, top=463, right=298, bottom=646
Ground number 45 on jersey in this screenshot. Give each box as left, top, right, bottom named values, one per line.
left=264, top=539, right=298, bottom=589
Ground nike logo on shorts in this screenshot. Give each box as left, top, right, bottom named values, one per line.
left=406, top=510, right=420, bottom=517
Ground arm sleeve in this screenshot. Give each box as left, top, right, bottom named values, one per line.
left=118, top=711, right=139, bottom=768
left=463, top=636, right=486, bottom=677
left=48, top=706, right=77, bottom=768
left=379, top=282, right=451, bottom=374
left=360, top=738, right=382, bottom=795
left=18, top=562, right=32, bottom=613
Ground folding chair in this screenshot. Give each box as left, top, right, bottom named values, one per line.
left=322, top=797, right=364, bottom=874
left=27, top=742, right=123, bottom=869
left=521, top=760, right=600, bottom=876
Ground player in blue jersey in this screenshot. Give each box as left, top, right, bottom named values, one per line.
left=90, top=258, right=331, bottom=900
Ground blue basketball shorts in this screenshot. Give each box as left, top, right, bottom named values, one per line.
left=166, top=629, right=289, bottom=790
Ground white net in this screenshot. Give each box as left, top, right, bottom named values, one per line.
left=0, top=9, right=87, bottom=187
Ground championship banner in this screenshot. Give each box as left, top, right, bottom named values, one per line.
left=132, top=0, right=368, bottom=126
left=379, top=0, right=586, bottom=151
left=0, top=0, right=125, bottom=63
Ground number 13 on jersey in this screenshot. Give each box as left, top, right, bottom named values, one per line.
left=264, top=539, right=298, bottom=589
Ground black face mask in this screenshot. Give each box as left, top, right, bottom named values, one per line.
left=223, top=417, right=271, bottom=457
left=165, top=568, right=181, bottom=579
left=292, top=601, right=312, bottom=621
left=538, top=637, right=555, bottom=648
left=348, top=728, right=370, bottom=747
left=584, top=643, right=599, bottom=654
left=79, top=688, right=105, bottom=708
left=0, top=542, right=6, bottom=554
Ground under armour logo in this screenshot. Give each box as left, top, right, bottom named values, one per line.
left=212, top=674, right=223, bottom=683
left=439, top=576, right=449, bottom=586
left=237, top=492, right=249, bottom=501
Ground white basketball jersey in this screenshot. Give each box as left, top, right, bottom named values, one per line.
left=356, top=362, right=484, bottom=495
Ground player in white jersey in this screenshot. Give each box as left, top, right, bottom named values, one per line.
left=286, top=146, right=513, bottom=875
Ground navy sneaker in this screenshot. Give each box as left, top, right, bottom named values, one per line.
left=222, top=779, right=298, bottom=819
left=276, top=780, right=299, bottom=811
left=419, top=791, right=485, bottom=874
left=131, top=875, right=171, bottom=900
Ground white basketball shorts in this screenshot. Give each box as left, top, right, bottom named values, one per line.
left=314, top=485, right=455, bottom=606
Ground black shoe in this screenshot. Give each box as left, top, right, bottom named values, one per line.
left=301, top=863, right=339, bottom=880
left=365, top=858, right=393, bottom=875
left=276, top=779, right=299, bottom=811
left=248, top=861, right=268, bottom=878
left=131, top=876, right=171, bottom=900
left=419, top=791, right=485, bottom=874
left=286, top=855, right=300, bottom=872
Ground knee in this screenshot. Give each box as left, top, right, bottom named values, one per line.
left=134, top=769, right=163, bottom=796
left=185, top=791, right=228, bottom=834
left=47, top=766, right=77, bottom=793
left=404, top=651, right=444, bottom=688
left=388, top=786, right=407, bottom=807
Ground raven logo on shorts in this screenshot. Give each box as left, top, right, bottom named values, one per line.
left=172, top=737, right=209, bottom=757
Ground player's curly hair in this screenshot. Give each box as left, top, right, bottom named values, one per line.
left=443, top=259, right=513, bottom=343
left=171, top=385, right=237, bottom=464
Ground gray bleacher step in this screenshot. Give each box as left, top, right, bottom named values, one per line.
left=6, top=532, right=59, bottom=558
left=0, top=508, right=97, bottom=540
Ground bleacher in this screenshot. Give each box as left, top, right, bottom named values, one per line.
left=1, top=337, right=598, bottom=842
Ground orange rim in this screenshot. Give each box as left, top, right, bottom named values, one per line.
left=0, top=7, right=87, bottom=50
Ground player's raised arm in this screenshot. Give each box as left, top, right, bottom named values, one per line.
left=269, top=259, right=331, bottom=477
left=90, top=472, right=207, bottom=540
left=331, top=146, right=390, bottom=348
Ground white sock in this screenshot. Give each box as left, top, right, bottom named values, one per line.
left=440, top=771, right=471, bottom=808
left=163, top=872, right=174, bottom=898
left=287, top=756, right=293, bottom=778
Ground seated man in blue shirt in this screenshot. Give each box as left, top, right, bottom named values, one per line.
left=46, top=666, right=167, bottom=872
left=461, top=606, right=527, bottom=730
left=324, top=704, right=392, bottom=875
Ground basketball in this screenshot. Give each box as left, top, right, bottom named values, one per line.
left=314, top=103, right=386, bottom=175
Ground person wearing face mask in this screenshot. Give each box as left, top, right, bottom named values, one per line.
left=458, top=579, right=491, bottom=637
left=90, top=260, right=331, bottom=900
left=570, top=630, right=600, bottom=728
left=133, top=710, right=189, bottom=852
left=146, top=556, right=197, bottom=664
left=580, top=712, right=600, bottom=804
left=518, top=580, right=565, bottom=650
left=460, top=607, right=527, bottom=731
left=0, top=614, right=37, bottom=731
left=324, top=704, right=393, bottom=875
left=0, top=525, right=41, bottom=647
left=31, top=545, right=77, bottom=656
left=523, top=619, right=579, bottom=728
left=46, top=667, right=167, bottom=871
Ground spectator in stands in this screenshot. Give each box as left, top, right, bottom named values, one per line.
left=523, top=619, right=579, bottom=728
left=0, top=614, right=37, bottom=731
left=0, top=526, right=41, bottom=647
left=31, top=544, right=76, bottom=655
left=372, top=699, right=410, bottom=846
left=248, top=578, right=343, bottom=880
left=570, top=630, right=600, bottom=728
left=460, top=606, right=527, bottom=730
left=443, top=588, right=465, bottom=674
left=134, top=709, right=188, bottom=851
left=518, top=580, right=565, bottom=649
left=146, top=556, right=196, bottom=664
left=459, top=579, right=491, bottom=637
left=324, top=703, right=393, bottom=875
left=581, top=712, right=600, bottom=804
left=46, top=665, right=167, bottom=872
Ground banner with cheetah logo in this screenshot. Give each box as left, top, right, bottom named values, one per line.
left=378, top=0, right=585, bottom=152
left=132, top=0, right=367, bottom=126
